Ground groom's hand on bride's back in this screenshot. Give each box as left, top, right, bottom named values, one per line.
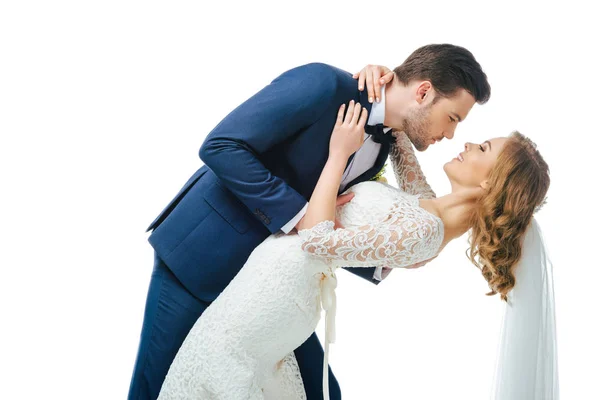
left=353, top=64, right=394, bottom=103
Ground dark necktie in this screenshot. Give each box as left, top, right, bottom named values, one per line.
left=364, top=123, right=395, bottom=144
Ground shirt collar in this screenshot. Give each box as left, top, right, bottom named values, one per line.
left=367, top=85, right=391, bottom=133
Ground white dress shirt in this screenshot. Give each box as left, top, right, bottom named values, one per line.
left=281, top=89, right=392, bottom=281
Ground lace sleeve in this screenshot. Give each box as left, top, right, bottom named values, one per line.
left=298, top=201, right=443, bottom=269
left=389, top=131, right=436, bottom=199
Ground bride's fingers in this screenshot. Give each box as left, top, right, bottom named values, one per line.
left=372, top=69, right=382, bottom=103
left=358, top=107, right=368, bottom=127
left=366, top=70, right=374, bottom=103
left=350, top=102, right=361, bottom=125
left=335, top=103, right=345, bottom=126
left=344, top=100, right=355, bottom=124
left=357, top=70, right=366, bottom=91
left=381, top=70, right=394, bottom=85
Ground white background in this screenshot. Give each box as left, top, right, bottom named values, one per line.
left=1, top=1, right=598, bottom=399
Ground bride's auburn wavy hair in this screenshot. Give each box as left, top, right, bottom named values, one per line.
left=468, top=131, right=549, bottom=301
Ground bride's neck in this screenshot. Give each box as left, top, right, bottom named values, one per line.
left=421, top=188, right=481, bottom=241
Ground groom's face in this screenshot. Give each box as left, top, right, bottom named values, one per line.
left=399, top=88, right=476, bottom=152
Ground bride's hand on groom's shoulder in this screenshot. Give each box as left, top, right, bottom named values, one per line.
left=329, top=101, right=368, bottom=160
left=353, top=64, right=394, bottom=104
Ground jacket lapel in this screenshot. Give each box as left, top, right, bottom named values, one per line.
left=344, top=88, right=377, bottom=170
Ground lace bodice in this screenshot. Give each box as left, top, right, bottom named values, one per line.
left=299, top=182, right=444, bottom=269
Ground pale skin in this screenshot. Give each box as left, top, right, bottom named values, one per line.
left=298, top=100, right=509, bottom=251
left=295, top=63, right=480, bottom=231
left=421, top=137, right=508, bottom=246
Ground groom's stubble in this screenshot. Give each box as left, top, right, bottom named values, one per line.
left=400, top=102, right=433, bottom=152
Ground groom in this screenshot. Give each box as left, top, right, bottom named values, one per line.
left=129, top=44, right=491, bottom=400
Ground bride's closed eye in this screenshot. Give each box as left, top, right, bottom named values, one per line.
left=479, top=144, right=485, bottom=152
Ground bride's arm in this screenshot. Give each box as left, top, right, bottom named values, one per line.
left=299, top=204, right=442, bottom=269
left=389, top=131, right=436, bottom=199
left=296, top=100, right=367, bottom=231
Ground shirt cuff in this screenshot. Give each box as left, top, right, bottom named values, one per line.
left=373, top=266, right=383, bottom=281
left=373, top=266, right=392, bottom=281
left=281, top=203, right=309, bottom=234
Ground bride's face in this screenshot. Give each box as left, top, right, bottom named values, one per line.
left=444, top=137, right=508, bottom=189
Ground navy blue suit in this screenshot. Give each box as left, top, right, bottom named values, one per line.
left=129, top=63, right=390, bottom=400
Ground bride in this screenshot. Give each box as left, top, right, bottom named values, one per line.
left=158, top=101, right=558, bottom=399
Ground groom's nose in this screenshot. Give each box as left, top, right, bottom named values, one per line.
left=444, top=126, right=456, bottom=140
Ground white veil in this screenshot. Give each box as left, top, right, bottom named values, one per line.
left=491, top=218, right=559, bottom=399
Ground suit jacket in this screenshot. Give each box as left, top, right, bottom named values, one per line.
left=147, top=63, right=390, bottom=303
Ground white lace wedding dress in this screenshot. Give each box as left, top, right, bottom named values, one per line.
left=158, top=133, right=442, bottom=400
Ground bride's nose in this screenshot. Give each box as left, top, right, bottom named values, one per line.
left=464, top=142, right=470, bottom=151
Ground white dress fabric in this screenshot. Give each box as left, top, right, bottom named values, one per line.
left=157, top=133, right=441, bottom=400
left=491, top=219, right=560, bottom=399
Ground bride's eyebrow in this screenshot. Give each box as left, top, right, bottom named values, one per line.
left=484, top=140, right=492, bottom=150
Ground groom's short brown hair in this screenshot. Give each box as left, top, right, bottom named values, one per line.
left=394, top=44, right=491, bottom=104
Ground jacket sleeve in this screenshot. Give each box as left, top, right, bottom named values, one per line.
left=200, top=63, right=338, bottom=233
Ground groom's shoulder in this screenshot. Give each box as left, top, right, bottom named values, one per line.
left=290, top=62, right=350, bottom=76
left=276, top=62, right=351, bottom=86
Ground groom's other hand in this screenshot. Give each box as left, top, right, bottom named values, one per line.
left=295, top=193, right=355, bottom=231
left=353, top=65, right=394, bottom=104
left=333, top=192, right=354, bottom=229
left=335, top=192, right=355, bottom=207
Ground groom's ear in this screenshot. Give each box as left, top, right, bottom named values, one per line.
left=415, top=81, right=433, bottom=104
